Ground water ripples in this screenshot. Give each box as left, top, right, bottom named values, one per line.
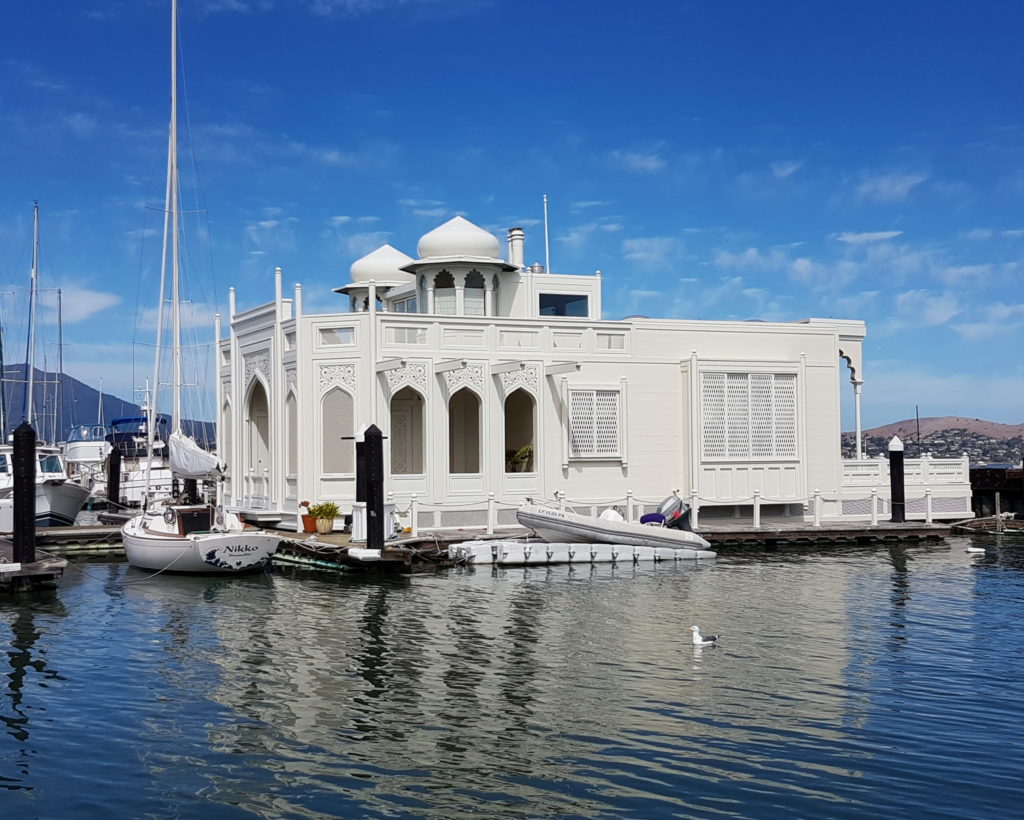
left=3, top=537, right=1024, bottom=817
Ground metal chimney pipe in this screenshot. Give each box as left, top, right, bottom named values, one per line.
left=507, top=227, right=525, bottom=269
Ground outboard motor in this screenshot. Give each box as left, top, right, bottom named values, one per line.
left=657, top=494, right=695, bottom=532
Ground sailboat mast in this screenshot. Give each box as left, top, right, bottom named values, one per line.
left=170, top=0, right=182, bottom=434
left=25, top=202, right=39, bottom=427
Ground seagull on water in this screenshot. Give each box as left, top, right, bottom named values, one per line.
left=690, top=625, right=718, bottom=647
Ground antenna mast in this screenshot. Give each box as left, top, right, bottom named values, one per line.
left=543, top=194, right=551, bottom=273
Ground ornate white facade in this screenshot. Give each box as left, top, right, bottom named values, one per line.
left=218, top=215, right=972, bottom=530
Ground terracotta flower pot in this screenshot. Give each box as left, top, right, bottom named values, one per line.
left=315, top=517, right=334, bottom=534
left=301, top=514, right=317, bottom=533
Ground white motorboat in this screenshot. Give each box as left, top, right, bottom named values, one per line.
left=0, top=444, right=91, bottom=530
left=516, top=495, right=712, bottom=551
left=120, top=1, right=280, bottom=574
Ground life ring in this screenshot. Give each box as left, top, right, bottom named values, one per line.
left=163, top=507, right=176, bottom=525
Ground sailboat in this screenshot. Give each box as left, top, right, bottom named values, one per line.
left=0, top=203, right=91, bottom=532
left=121, top=0, right=281, bottom=573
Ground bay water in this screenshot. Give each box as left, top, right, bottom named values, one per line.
left=2, top=536, right=1022, bottom=818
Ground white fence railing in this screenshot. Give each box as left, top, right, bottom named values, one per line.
left=842, top=454, right=969, bottom=487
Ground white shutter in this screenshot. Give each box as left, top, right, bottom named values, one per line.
left=774, top=374, right=797, bottom=457
left=726, top=373, right=750, bottom=458
left=750, top=373, right=774, bottom=458
left=568, top=389, right=620, bottom=457
left=322, top=388, right=354, bottom=473
left=701, top=373, right=727, bottom=459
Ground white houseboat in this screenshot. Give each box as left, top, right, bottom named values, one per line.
left=218, top=215, right=972, bottom=534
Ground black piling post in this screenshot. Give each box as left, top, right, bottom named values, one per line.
left=889, top=435, right=906, bottom=524
left=364, top=424, right=385, bottom=549
left=355, top=436, right=366, bottom=504
left=12, top=421, right=36, bottom=564
left=107, top=447, right=122, bottom=509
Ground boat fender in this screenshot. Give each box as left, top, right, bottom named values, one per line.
left=215, top=506, right=226, bottom=528
left=640, top=513, right=665, bottom=527
left=163, top=507, right=176, bottom=525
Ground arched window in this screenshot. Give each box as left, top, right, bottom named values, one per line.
left=434, top=270, right=455, bottom=315
left=321, top=388, right=354, bottom=473
left=390, top=386, right=424, bottom=474
left=464, top=269, right=485, bottom=316
left=448, top=388, right=481, bottom=474
left=246, top=382, right=270, bottom=478
left=504, top=389, right=535, bottom=472
left=285, top=392, right=297, bottom=475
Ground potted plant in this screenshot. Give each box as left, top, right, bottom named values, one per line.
left=299, top=500, right=316, bottom=533
left=505, top=443, right=534, bottom=473
left=307, top=501, right=340, bottom=534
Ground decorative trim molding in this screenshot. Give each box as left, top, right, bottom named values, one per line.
left=285, top=365, right=297, bottom=396
left=444, top=362, right=484, bottom=396
left=243, top=350, right=270, bottom=387
left=319, top=363, right=357, bottom=394
left=499, top=365, right=539, bottom=396
left=385, top=361, right=429, bottom=397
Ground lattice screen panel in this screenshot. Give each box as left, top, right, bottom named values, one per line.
left=750, top=373, right=774, bottom=458
left=726, top=373, right=751, bottom=458
left=594, top=391, right=619, bottom=454
left=569, top=390, right=619, bottom=457
left=440, top=509, right=488, bottom=528
left=321, top=388, right=354, bottom=473
left=596, top=333, right=626, bottom=350
left=386, top=326, right=427, bottom=345
left=774, top=374, right=797, bottom=457
left=702, top=371, right=797, bottom=460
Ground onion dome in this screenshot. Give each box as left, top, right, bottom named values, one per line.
left=417, top=216, right=502, bottom=260
left=348, top=244, right=415, bottom=284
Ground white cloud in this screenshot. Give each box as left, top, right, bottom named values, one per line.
left=37, top=285, right=121, bottom=324
left=346, top=231, right=391, bottom=257
left=856, top=172, right=927, bottom=202
left=832, top=230, right=903, bottom=244
left=770, top=161, right=802, bottom=179
left=609, top=149, right=666, bottom=173
left=63, top=112, right=97, bottom=137
left=622, top=236, right=680, bottom=265
left=398, top=198, right=444, bottom=209
left=570, top=200, right=611, bottom=211
left=328, top=215, right=352, bottom=226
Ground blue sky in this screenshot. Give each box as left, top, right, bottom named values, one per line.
left=1, top=0, right=1022, bottom=429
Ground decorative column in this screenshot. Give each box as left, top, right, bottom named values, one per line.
left=426, top=279, right=435, bottom=314
left=454, top=271, right=466, bottom=316
left=484, top=279, right=494, bottom=316
left=853, top=379, right=864, bottom=460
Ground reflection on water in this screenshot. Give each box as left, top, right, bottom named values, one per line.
left=1, top=537, right=1024, bottom=817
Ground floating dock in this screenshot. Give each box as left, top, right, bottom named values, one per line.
left=0, top=540, right=68, bottom=591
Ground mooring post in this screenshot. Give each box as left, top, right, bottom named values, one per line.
left=753, top=489, right=761, bottom=530
left=889, top=435, right=906, bottom=524
left=107, top=447, right=122, bottom=509
left=355, top=425, right=367, bottom=504
left=363, top=424, right=385, bottom=549
left=13, top=421, right=37, bottom=565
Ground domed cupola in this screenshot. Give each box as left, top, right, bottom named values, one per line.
left=333, top=244, right=417, bottom=310
left=417, top=215, right=502, bottom=260
left=348, top=244, right=415, bottom=284
left=402, top=215, right=517, bottom=274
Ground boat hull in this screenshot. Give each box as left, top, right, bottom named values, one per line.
left=122, top=514, right=281, bottom=574
left=516, top=503, right=711, bottom=550
left=0, top=480, right=92, bottom=531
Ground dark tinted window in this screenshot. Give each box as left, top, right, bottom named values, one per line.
left=539, top=293, right=588, bottom=317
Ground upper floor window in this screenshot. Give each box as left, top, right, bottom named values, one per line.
left=319, top=327, right=355, bottom=346
left=539, top=293, right=588, bottom=318
left=393, top=297, right=417, bottom=313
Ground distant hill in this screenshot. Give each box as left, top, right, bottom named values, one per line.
left=843, top=416, right=1024, bottom=464
left=1, top=364, right=215, bottom=448
left=861, top=417, right=1024, bottom=441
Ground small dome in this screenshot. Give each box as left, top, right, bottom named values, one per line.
left=417, top=215, right=502, bottom=260
left=349, top=244, right=415, bottom=283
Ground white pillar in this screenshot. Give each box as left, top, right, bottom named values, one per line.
left=454, top=272, right=466, bottom=316
left=813, top=488, right=822, bottom=527
left=294, top=282, right=302, bottom=319
left=410, top=494, right=419, bottom=537
left=870, top=488, right=878, bottom=526
left=690, top=488, right=699, bottom=531
left=427, top=282, right=435, bottom=314
left=753, top=490, right=761, bottom=529
left=925, top=488, right=933, bottom=524
left=487, top=491, right=495, bottom=534
left=484, top=282, right=494, bottom=317
left=854, top=379, right=864, bottom=460
left=626, top=489, right=634, bottom=522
